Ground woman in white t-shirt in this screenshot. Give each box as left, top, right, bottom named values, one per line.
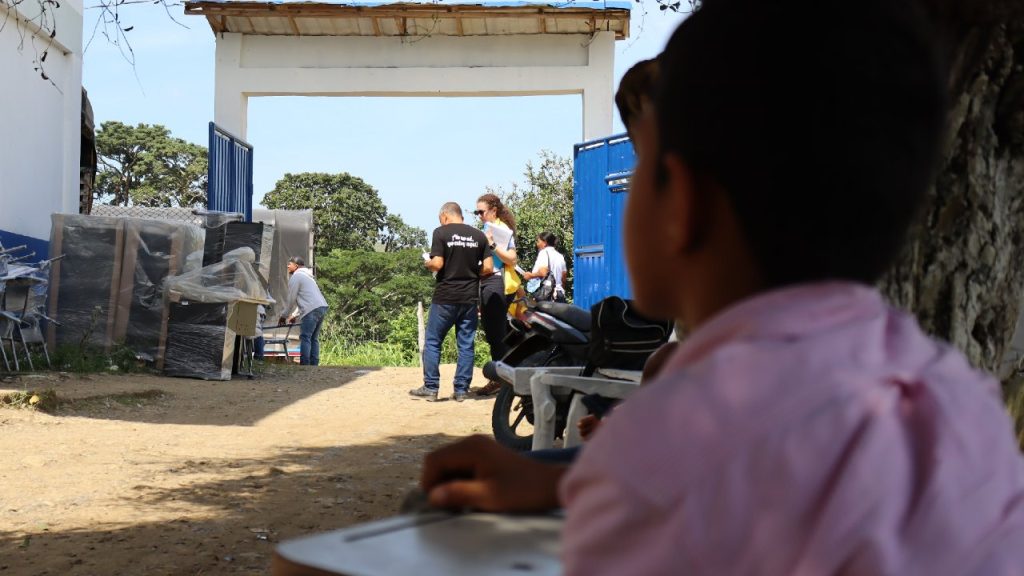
left=524, top=232, right=568, bottom=302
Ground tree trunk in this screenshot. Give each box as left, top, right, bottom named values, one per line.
left=879, top=6, right=1024, bottom=383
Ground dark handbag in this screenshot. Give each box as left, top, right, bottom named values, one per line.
left=531, top=271, right=557, bottom=302
left=582, top=296, right=674, bottom=377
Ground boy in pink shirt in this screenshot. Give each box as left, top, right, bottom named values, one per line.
left=420, top=0, right=1024, bottom=574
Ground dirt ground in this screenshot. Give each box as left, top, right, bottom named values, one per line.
left=0, top=364, right=498, bottom=575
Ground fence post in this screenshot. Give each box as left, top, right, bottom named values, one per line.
left=417, top=301, right=425, bottom=367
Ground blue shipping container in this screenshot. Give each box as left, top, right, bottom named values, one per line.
left=572, top=133, right=635, bottom=311
left=207, top=122, right=254, bottom=221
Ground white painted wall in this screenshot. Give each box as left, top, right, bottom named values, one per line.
left=0, top=0, right=83, bottom=246
left=214, top=31, right=615, bottom=142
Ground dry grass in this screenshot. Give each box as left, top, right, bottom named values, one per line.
left=0, top=388, right=167, bottom=414
left=0, top=389, right=61, bottom=412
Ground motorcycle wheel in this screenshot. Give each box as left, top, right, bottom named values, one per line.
left=491, top=349, right=573, bottom=451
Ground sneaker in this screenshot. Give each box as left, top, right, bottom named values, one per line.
left=470, top=380, right=503, bottom=397
left=452, top=391, right=468, bottom=403
left=409, top=386, right=439, bottom=401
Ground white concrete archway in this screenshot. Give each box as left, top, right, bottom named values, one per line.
left=185, top=1, right=631, bottom=141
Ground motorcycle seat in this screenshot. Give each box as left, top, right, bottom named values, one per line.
left=535, top=301, right=591, bottom=332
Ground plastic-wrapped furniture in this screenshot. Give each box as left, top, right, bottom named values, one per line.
left=163, top=254, right=270, bottom=380
left=163, top=300, right=236, bottom=380
left=47, top=215, right=125, bottom=352
left=116, top=218, right=204, bottom=368
left=47, top=214, right=204, bottom=367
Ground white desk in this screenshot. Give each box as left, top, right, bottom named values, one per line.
left=491, top=363, right=582, bottom=397
left=530, top=370, right=641, bottom=450
left=273, top=512, right=563, bottom=576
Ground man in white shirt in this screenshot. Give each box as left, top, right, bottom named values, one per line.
left=279, top=256, right=329, bottom=365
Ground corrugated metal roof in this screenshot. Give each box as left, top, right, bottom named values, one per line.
left=184, top=1, right=631, bottom=39
left=191, top=0, right=632, bottom=9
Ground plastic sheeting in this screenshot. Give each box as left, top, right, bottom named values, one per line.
left=165, top=248, right=271, bottom=305
left=162, top=249, right=271, bottom=380
left=47, top=214, right=205, bottom=364
left=202, top=220, right=274, bottom=287
left=253, top=209, right=313, bottom=319
left=162, top=301, right=236, bottom=380
left=195, top=209, right=244, bottom=229
left=119, top=218, right=206, bottom=363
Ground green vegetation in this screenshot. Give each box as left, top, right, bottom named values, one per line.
left=263, top=172, right=426, bottom=253
left=317, top=296, right=490, bottom=368
left=298, top=153, right=573, bottom=367
left=48, top=344, right=144, bottom=374
left=240, top=154, right=576, bottom=367
left=488, top=151, right=575, bottom=298
left=95, top=122, right=208, bottom=208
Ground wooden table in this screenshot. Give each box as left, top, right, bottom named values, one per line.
left=272, top=512, right=563, bottom=576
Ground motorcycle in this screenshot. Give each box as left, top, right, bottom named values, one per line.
left=484, top=299, right=592, bottom=451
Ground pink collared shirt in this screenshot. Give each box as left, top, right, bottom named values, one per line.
left=560, top=282, right=1024, bottom=575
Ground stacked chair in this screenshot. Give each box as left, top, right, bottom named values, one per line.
left=0, top=243, right=59, bottom=372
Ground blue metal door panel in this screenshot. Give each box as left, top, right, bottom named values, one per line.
left=207, top=122, right=254, bottom=221
left=573, top=133, right=636, bottom=311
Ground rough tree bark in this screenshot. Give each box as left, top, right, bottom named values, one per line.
left=879, top=1, right=1024, bottom=383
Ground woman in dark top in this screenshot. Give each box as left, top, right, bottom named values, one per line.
left=472, top=193, right=518, bottom=397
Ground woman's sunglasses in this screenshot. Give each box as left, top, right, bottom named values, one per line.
left=472, top=210, right=486, bottom=216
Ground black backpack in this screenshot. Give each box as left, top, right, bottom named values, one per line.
left=582, top=296, right=674, bottom=377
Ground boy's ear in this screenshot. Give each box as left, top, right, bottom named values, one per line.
left=662, top=152, right=706, bottom=253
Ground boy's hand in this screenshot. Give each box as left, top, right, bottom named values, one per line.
left=578, top=414, right=601, bottom=440
left=421, top=435, right=565, bottom=512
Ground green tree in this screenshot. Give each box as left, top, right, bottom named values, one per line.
left=380, top=214, right=428, bottom=252
left=495, top=150, right=575, bottom=296
left=94, top=121, right=208, bottom=208
left=263, top=172, right=388, bottom=253
left=314, top=250, right=490, bottom=367
left=315, top=248, right=434, bottom=342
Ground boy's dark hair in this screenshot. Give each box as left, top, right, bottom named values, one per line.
left=615, top=58, right=660, bottom=138
left=288, top=256, right=305, bottom=267
left=656, top=0, right=947, bottom=286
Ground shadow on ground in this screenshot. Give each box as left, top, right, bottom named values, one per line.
left=0, top=433, right=461, bottom=576
left=0, top=364, right=380, bottom=427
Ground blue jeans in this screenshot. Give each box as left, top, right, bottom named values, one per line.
left=299, top=306, right=328, bottom=366
left=528, top=446, right=581, bottom=464
left=422, top=303, right=477, bottom=393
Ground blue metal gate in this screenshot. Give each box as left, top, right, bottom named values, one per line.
left=207, top=122, right=254, bottom=221
left=572, top=133, right=635, bottom=311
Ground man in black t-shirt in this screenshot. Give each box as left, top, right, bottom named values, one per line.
left=410, top=202, right=494, bottom=402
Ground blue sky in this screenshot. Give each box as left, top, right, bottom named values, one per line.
left=82, top=0, right=687, bottom=234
